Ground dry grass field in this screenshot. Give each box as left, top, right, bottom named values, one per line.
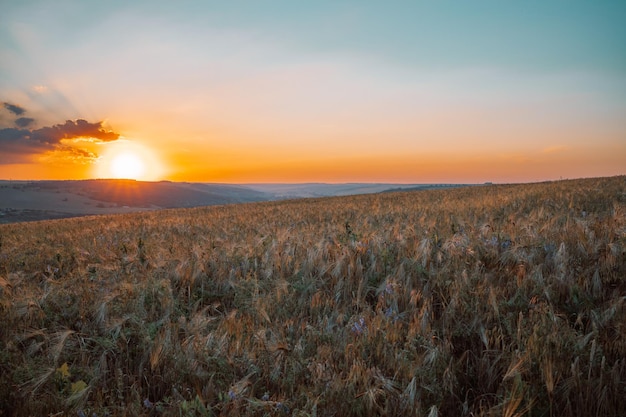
left=0, top=176, right=625, bottom=416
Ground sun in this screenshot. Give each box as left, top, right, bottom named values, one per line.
left=110, top=152, right=145, bottom=179
left=95, top=139, right=164, bottom=181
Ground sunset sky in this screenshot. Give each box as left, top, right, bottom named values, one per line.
left=1, top=1, right=625, bottom=183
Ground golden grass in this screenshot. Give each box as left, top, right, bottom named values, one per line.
left=0, top=176, right=625, bottom=416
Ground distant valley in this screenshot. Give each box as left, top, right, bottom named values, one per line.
left=0, top=179, right=472, bottom=223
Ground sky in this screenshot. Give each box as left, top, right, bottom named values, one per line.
left=1, top=0, right=625, bottom=183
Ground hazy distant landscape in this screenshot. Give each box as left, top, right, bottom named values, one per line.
left=0, top=180, right=471, bottom=224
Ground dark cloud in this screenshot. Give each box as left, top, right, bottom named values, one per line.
left=15, top=117, right=35, bottom=128
left=0, top=128, right=51, bottom=163
left=0, top=119, right=120, bottom=164
left=0, top=128, right=28, bottom=143
left=3, top=102, right=26, bottom=116
left=29, top=119, right=120, bottom=144
left=0, top=102, right=121, bottom=164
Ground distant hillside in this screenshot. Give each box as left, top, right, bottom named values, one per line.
left=0, top=180, right=272, bottom=223
left=243, top=183, right=467, bottom=198
left=0, top=180, right=476, bottom=223
left=78, top=180, right=270, bottom=208
left=380, top=183, right=476, bottom=193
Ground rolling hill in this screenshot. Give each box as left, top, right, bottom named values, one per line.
left=0, top=180, right=470, bottom=223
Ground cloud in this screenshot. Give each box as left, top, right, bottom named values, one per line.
left=40, top=146, right=99, bottom=165
left=15, top=117, right=35, bottom=128
left=29, top=119, right=119, bottom=144
left=0, top=105, right=120, bottom=164
left=3, top=102, right=26, bottom=116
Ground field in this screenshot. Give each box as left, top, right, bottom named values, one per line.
left=0, top=176, right=625, bottom=416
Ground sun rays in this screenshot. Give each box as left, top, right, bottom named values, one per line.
left=95, top=139, right=165, bottom=181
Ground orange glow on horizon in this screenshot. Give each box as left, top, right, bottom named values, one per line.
left=161, top=141, right=625, bottom=185
left=0, top=125, right=623, bottom=183
left=94, top=139, right=165, bottom=181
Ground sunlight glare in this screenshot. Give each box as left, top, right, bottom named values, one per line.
left=110, top=153, right=145, bottom=179
left=95, top=139, right=164, bottom=181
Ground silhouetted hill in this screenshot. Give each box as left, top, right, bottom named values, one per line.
left=81, top=180, right=270, bottom=208
left=0, top=180, right=272, bottom=223
left=243, top=183, right=431, bottom=198
left=0, top=179, right=476, bottom=223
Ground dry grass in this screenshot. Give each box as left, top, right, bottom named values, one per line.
left=0, top=176, right=625, bottom=416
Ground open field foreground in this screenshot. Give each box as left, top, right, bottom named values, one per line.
left=1, top=176, right=625, bottom=416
